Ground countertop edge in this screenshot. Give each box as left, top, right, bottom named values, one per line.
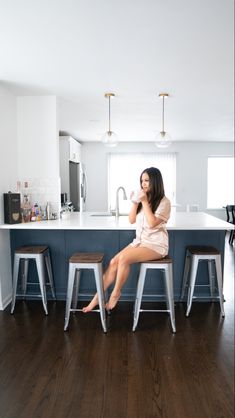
left=0, top=211, right=233, bottom=231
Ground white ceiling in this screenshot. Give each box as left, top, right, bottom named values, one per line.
left=0, top=0, right=234, bottom=143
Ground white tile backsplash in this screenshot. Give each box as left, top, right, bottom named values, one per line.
left=19, top=177, right=61, bottom=216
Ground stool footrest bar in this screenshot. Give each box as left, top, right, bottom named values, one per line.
left=139, top=309, right=170, bottom=313
left=70, top=308, right=101, bottom=313
left=15, top=294, right=42, bottom=298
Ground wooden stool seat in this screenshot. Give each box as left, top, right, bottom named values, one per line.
left=15, top=246, right=49, bottom=254
left=186, top=246, right=220, bottom=255
left=64, top=252, right=107, bottom=333
left=181, top=245, right=225, bottom=317
left=132, top=256, right=176, bottom=333
left=11, top=245, right=56, bottom=315
left=69, top=253, right=104, bottom=263
left=143, top=256, right=172, bottom=264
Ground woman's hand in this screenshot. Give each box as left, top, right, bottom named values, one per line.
left=141, top=192, right=162, bottom=228
left=129, top=197, right=139, bottom=224
left=139, top=190, right=147, bottom=202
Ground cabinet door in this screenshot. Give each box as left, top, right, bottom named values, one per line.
left=69, top=138, right=81, bottom=163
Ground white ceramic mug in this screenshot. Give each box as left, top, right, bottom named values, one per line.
left=131, top=189, right=142, bottom=203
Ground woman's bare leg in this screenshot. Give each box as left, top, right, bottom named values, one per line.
left=83, top=245, right=162, bottom=312
left=82, top=295, right=99, bottom=313
left=82, top=252, right=122, bottom=312
left=106, top=264, right=130, bottom=310
left=106, top=246, right=162, bottom=310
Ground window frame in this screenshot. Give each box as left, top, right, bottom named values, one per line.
left=107, top=152, right=177, bottom=212
left=207, top=155, right=234, bottom=209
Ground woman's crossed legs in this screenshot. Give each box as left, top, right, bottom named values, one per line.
left=82, top=245, right=162, bottom=312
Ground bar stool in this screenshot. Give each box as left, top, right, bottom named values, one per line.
left=132, top=256, right=176, bottom=333
left=180, top=246, right=225, bottom=317
left=11, top=246, right=56, bottom=315
left=64, top=252, right=107, bottom=333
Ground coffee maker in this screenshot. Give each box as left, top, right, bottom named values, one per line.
left=4, top=192, right=21, bottom=224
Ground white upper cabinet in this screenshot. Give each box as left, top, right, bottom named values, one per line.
left=60, top=136, right=82, bottom=163
left=69, top=137, right=81, bottom=163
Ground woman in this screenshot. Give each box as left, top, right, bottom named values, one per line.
left=83, top=167, right=171, bottom=312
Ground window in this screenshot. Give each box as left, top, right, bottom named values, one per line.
left=207, top=156, right=234, bottom=209
left=108, top=153, right=176, bottom=212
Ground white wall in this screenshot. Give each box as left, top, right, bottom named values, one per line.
left=17, top=96, right=59, bottom=178
left=0, top=86, right=18, bottom=309
left=82, top=141, right=234, bottom=220
left=17, top=96, right=60, bottom=213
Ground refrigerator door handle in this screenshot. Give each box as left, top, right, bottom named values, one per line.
left=81, top=172, right=87, bottom=203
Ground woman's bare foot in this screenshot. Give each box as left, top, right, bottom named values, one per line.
left=82, top=295, right=98, bottom=313
left=106, top=291, right=121, bottom=310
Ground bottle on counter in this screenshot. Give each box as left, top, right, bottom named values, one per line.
left=16, top=181, right=22, bottom=205
left=41, top=206, right=47, bottom=221
left=21, top=194, right=31, bottom=223
left=31, top=203, right=41, bottom=221
left=46, top=202, right=50, bottom=220
left=20, top=180, right=31, bottom=222
left=30, top=205, right=36, bottom=221
left=34, top=203, right=41, bottom=221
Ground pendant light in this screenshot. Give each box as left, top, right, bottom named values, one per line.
left=155, top=93, right=172, bottom=148
left=101, top=93, right=118, bottom=147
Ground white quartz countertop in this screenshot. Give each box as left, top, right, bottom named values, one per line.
left=0, top=211, right=233, bottom=231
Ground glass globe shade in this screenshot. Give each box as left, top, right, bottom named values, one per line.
left=101, top=130, right=118, bottom=147
left=155, top=131, right=172, bottom=148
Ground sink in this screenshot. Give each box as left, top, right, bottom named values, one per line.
left=90, top=212, right=128, bottom=217
left=90, top=212, right=114, bottom=217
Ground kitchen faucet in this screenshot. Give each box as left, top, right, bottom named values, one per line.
left=115, top=186, right=127, bottom=219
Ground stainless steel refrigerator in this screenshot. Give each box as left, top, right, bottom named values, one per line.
left=69, top=161, right=87, bottom=211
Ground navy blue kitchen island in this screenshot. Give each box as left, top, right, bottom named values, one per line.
left=6, top=211, right=230, bottom=303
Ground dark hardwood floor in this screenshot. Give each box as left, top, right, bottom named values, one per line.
left=0, top=237, right=234, bottom=418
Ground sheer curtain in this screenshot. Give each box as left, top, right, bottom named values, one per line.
left=108, top=153, right=176, bottom=212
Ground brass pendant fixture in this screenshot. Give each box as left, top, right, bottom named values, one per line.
left=155, top=93, right=172, bottom=148
left=101, top=93, right=118, bottom=147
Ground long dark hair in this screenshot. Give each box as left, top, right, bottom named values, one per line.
left=137, top=167, right=165, bottom=214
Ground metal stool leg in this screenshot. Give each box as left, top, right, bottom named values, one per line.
left=44, top=250, right=56, bottom=299
left=72, top=269, right=81, bottom=309
left=186, top=256, right=199, bottom=317
left=208, top=260, right=218, bottom=298
left=64, top=264, right=77, bottom=331
left=11, top=255, right=20, bottom=314
left=214, top=255, right=225, bottom=317
left=35, top=254, right=48, bottom=315
left=132, top=265, right=146, bottom=331
left=164, top=263, right=176, bottom=333
left=208, top=259, right=215, bottom=299
left=180, top=251, right=191, bottom=300
left=21, top=258, right=29, bottom=298
left=94, top=263, right=107, bottom=333
left=229, top=230, right=234, bottom=244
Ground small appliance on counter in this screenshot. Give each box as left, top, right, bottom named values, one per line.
left=4, top=192, right=21, bottom=224
left=61, top=193, right=67, bottom=206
